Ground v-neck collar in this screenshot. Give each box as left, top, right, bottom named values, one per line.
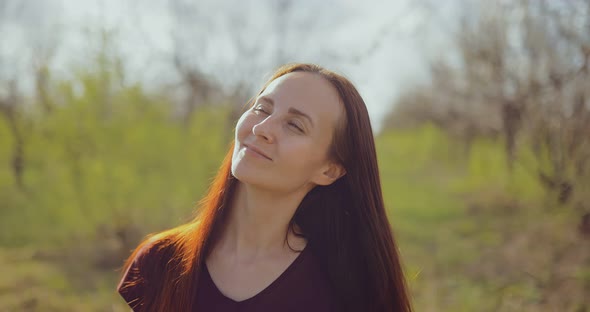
left=202, top=246, right=309, bottom=305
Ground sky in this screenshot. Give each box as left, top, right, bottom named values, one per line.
left=0, top=0, right=466, bottom=131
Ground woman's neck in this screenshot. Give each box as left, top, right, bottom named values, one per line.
left=216, top=182, right=307, bottom=261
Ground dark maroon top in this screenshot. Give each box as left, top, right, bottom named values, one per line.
left=118, top=243, right=338, bottom=311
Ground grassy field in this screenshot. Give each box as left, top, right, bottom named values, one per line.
left=1, top=71, right=588, bottom=311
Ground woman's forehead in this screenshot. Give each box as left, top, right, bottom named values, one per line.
left=260, top=72, right=342, bottom=113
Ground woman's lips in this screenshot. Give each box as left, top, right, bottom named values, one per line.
left=244, top=144, right=272, bottom=161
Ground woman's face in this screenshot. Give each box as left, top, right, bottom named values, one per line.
left=231, top=72, right=345, bottom=194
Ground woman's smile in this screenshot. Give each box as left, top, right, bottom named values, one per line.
left=243, top=144, right=273, bottom=161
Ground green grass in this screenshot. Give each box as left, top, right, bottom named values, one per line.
left=375, top=125, right=588, bottom=312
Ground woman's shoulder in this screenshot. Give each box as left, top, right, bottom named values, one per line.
left=119, top=223, right=200, bottom=283
left=117, top=234, right=179, bottom=309
left=130, top=235, right=177, bottom=268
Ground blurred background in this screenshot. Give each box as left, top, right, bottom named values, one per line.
left=1, top=0, right=589, bottom=311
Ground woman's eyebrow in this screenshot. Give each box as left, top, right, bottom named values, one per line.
left=258, top=96, right=274, bottom=105
left=258, top=96, right=314, bottom=127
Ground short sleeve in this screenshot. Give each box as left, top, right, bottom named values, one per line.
left=117, top=245, right=151, bottom=311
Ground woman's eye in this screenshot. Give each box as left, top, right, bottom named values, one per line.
left=288, top=122, right=304, bottom=133
left=253, top=107, right=269, bottom=114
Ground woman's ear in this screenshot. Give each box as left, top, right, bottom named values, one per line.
left=313, top=163, right=346, bottom=186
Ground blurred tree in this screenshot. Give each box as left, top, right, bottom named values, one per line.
left=0, top=80, right=26, bottom=191
left=386, top=0, right=590, bottom=205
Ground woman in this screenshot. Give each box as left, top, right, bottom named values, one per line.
left=118, top=63, right=413, bottom=312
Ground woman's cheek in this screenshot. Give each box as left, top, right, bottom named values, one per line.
left=235, top=115, right=253, bottom=141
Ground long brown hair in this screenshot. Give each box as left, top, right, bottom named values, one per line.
left=119, top=63, right=413, bottom=312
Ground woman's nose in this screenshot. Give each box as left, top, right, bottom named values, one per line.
left=252, top=117, right=276, bottom=143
